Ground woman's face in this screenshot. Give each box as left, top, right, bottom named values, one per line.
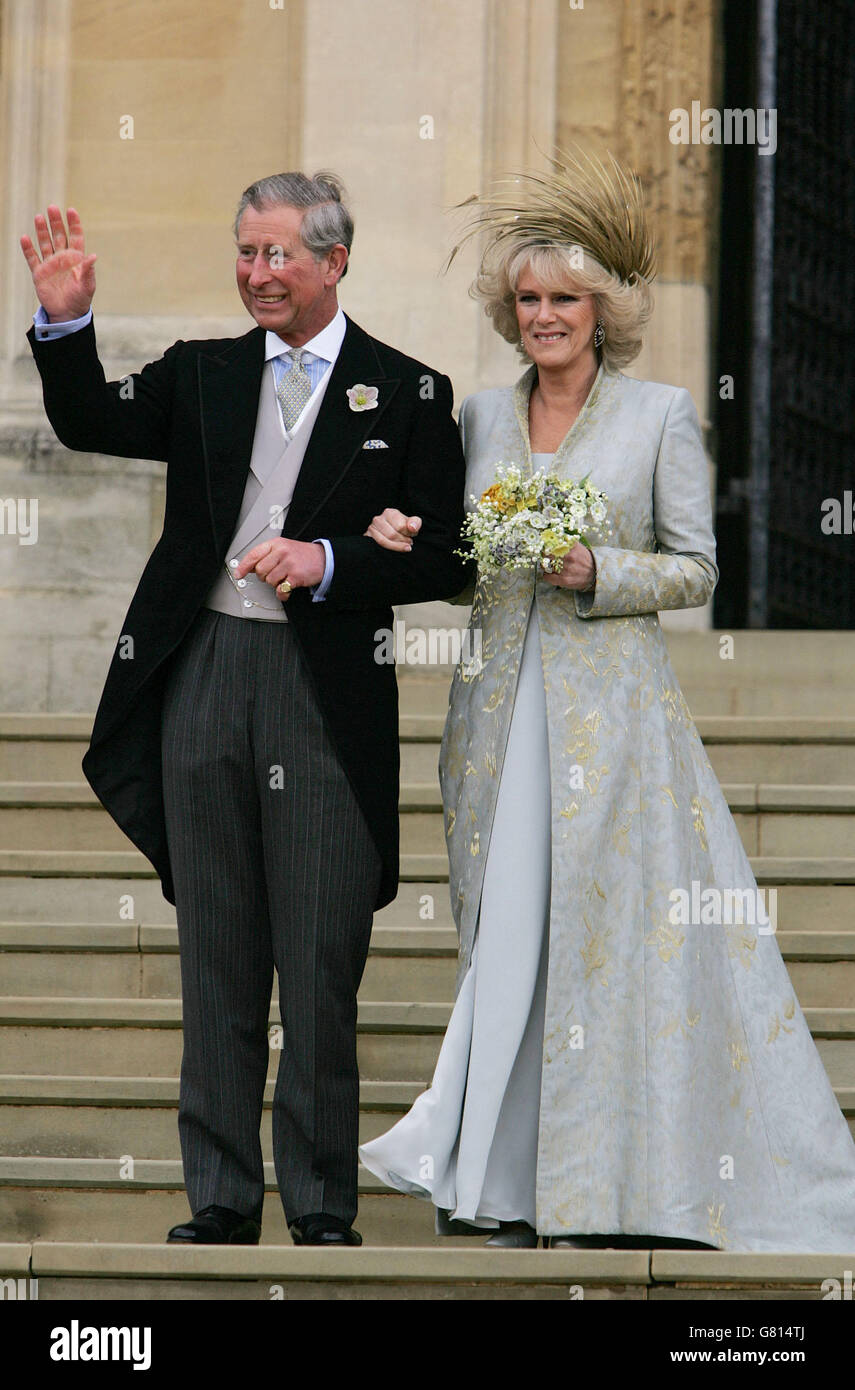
left=514, top=268, right=598, bottom=373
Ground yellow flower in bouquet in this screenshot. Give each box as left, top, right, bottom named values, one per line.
left=480, top=482, right=513, bottom=514
left=459, top=464, right=610, bottom=576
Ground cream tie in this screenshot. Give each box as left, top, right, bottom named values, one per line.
left=276, top=348, right=313, bottom=432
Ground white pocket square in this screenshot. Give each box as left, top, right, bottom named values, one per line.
left=362, top=439, right=389, bottom=449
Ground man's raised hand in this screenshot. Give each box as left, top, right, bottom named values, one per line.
left=20, top=206, right=96, bottom=323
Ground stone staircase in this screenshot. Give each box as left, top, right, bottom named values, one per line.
left=1, top=632, right=855, bottom=1298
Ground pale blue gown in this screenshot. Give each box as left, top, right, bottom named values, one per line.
left=359, top=455, right=556, bottom=1232
left=372, top=369, right=855, bottom=1252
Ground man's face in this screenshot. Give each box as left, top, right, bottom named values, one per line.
left=235, top=203, right=341, bottom=344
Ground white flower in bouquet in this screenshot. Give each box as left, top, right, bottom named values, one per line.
left=456, top=464, right=611, bottom=576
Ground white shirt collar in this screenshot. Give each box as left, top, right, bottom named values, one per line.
left=264, top=306, right=347, bottom=365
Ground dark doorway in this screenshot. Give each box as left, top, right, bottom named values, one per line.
left=713, top=0, right=855, bottom=628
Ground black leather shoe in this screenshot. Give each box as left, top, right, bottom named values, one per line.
left=289, top=1212, right=362, bottom=1246
left=166, top=1203, right=261, bottom=1244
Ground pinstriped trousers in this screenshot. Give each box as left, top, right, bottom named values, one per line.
left=160, top=606, right=382, bottom=1227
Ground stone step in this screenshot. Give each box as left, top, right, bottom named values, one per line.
left=0, top=779, right=440, bottom=814
left=0, top=1073, right=428, bottom=1139
left=1, top=875, right=853, bottom=934
left=0, top=1160, right=489, bottom=1247
left=0, top=1076, right=427, bottom=1158
left=1, top=997, right=853, bottom=1083
left=4, top=849, right=855, bottom=887
left=0, top=1238, right=651, bottom=1298
left=3, top=1238, right=854, bottom=1299
left=2, top=1075, right=851, bottom=1159
left=400, top=716, right=855, bottom=786
left=5, top=733, right=855, bottom=787
left=2, top=924, right=855, bottom=1008
left=0, top=876, right=454, bottom=924
left=0, top=998, right=444, bottom=1079
left=3, top=997, right=852, bottom=1033
left=6, top=709, right=855, bottom=742
left=2, top=779, right=854, bottom=810
left=0, top=1189, right=467, bottom=1251
left=6, top=1159, right=855, bottom=1264
left=4, top=783, right=855, bottom=857
left=0, top=924, right=460, bottom=1003
left=406, top=740, right=855, bottom=785
left=394, top=631, right=855, bottom=719
left=6, top=714, right=855, bottom=783
left=399, top=714, right=855, bottom=742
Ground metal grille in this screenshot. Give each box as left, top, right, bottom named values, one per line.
left=766, top=0, right=855, bottom=626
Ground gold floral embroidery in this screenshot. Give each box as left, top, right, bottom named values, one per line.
left=652, top=1007, right=700, bottom=1041
left=767, top=1002, right=795, bottom=1043
left=553, top=1196, right=584, bottom=1227
left=729, top=1040, right=749, bottom=1071
left=560, top=676, right=579, bottom=707
left=727, top=928, right=756, bottom=971
left=691, top=795, right=708, bottom=851
left=660, top=686, right=691, bottom=725
left=708, top=1202, right=728, bottom=1247
left=645, top=919, right=686, bottom=963
left=629, top=681, right=655, bottom=712
left=565, top=711, right=603, bottom=765
left=612, top=802, right=643, bottom=855
left=580, top=916, right=610, bottom=983
left=543, top=1006, right=581, bottom=1064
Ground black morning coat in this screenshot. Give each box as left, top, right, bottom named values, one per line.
left=27, top=313, right=473, bottom=910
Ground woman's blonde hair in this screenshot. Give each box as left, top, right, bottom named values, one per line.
left=472, top=240, right=653, bottom=371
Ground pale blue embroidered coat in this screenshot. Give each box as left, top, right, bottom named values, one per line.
left=438, top=363, right=855, bottom=1250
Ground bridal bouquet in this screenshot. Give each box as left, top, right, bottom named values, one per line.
left=456, top=464, right=610, bottom=576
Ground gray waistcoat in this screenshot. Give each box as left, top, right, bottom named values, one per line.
left=204, top=360, right=331, bottom=622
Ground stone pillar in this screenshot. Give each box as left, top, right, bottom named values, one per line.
left=473, top=0, right=561, bottom=387
left=555, top=0, right=719, bottom=414
left=555, top=0, right=720, bottom=631
left=1, top=0, right=71, bottom=389
left=0, top=0, right=306, bottom=711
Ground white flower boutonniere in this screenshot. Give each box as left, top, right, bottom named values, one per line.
left=346, top=383, right=379, bottom=412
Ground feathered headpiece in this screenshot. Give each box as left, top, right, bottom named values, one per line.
left=447, top=145, right=656, bottom=286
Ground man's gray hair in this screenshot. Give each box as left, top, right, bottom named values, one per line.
left=233, top=170, right=353, bottom=276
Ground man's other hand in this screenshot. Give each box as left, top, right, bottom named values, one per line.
left=20, top=206, right=97, bottom=323
left=234, top=539, right=326, bottom=598
left=364, top=508, right=422, bottom=552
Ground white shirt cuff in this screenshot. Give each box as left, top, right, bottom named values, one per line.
left=311, top=538, right=334, bottom=601
left=33, top=304, right=93, bottom=339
